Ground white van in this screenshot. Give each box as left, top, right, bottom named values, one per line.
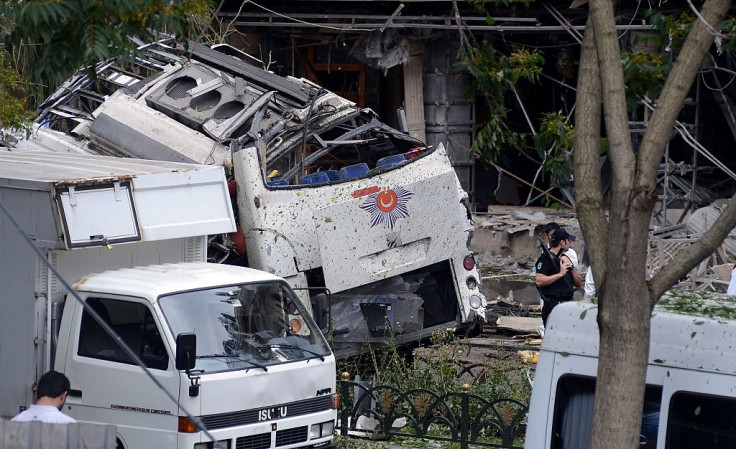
left=525, top=295, right=736, bottom=449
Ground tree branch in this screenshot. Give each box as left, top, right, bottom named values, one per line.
left=589, top=0, right=636, bottom=179
left=649, top=195, right=736, bottom=301
left=635, top=0, right=732, bottom=190
left=574, top=16, right=608, bottom=293
left=686, top=0, right=727, bottom=39
left=589, top=0, right=638, bottom=277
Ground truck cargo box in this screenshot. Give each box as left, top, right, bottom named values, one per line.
left=0, top=151, right=235, bottom=418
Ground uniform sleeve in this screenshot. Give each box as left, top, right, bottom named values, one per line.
left=536, top=255, right=555, bottom=276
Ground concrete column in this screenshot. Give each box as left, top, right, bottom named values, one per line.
left=402, top=40, right=426, bottom=143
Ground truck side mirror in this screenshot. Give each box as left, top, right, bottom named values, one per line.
left=175, top=333, right=196, bottom=371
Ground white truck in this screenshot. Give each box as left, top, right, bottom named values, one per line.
left=524, top=295, right=736, bottom=449
left=0, top=151, right=337, bottom=449
left=13, top=39, right=486, bottom=357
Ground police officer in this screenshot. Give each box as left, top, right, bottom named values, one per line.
left=535, top=228, right=583, bottom=327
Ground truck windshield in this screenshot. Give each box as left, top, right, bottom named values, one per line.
left=158, top=281, right=331, bottom=372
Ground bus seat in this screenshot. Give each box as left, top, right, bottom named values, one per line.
left=376, top=154, right=406, bottom=170
left=267, top=178, right=289, bottom=187
left=339, top=163, right=370, bottom=180
left=301, top=172, right=331, bottom=185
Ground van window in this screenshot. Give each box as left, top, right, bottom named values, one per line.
left=666, top=391, right=736, bottom=448
left=552, top=375, right=661, bottom=449
left=78, top=298, right=169, bottom=370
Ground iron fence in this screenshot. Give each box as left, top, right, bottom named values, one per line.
left=338, top=373, right=528, bottom=448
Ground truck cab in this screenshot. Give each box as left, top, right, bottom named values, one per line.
left=57, top=263, right=336, bottom=449
left=525, top=295, right=736, bottom=449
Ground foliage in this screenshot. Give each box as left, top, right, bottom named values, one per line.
left=658, top=290, right=736, bottom=320
left=720, top=18, right=736, bottom=52
left=0, top=0, right=216, bottom=139
left=337, top=330, right=531, bottom=448
left=534, top=113, right=575, bottom=185
left=622, top=51, right=668, bottom=110
left=467, top=0, right=533, bottom=14
left=335, top=436, right=399, bottom=449
left=455, top=44, right=545, bottom=163
left=0, top=0, right=211, bottom=88
left=338, top=329, right=531, bottom=403
left=645, top=10, right=696, bottom=49
left=455, top=6, right=715, bottom=207
left=455, top=28, right=578, bottom=206
left=0, top=52, right=33, bottom=142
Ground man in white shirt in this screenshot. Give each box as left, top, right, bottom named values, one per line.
left=542, top=222, right=579, bottom=267
left=728, top=266, right=736, bottom=296
left=12, top=370, right=76, bottom=424
left=584, top=268, right=596, bottom=300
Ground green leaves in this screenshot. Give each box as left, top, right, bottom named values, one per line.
left=455, top=38, right=580, bottom=206
left=20, top=0, right=70, bottom=28
left=0, top=0, right=196, bottom=86
left=455, top=44, right=545, bottom=166
left=534, top=113, right=575, bottom=184
left=0, top=53, right=34, bottom=142
left=0, top=0, right=216, bottom=134
left=622, top=51, right=668, bottom=110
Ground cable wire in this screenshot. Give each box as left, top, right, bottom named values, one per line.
left=0, top=199, right=218, bottom=444
left=247, top=0, right=372, bottom=32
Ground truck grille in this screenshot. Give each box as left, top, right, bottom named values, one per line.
left=200, top=396, right=332, bottom=429
left=275, top=426, right=308, bottom=447
left=235, top=433, right=270, bottom=449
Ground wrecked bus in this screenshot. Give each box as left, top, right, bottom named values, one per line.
left=14, top=39, right=486, bottom=356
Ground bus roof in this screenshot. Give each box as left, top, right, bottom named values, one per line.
left=544, top=293, right=736, bottom=375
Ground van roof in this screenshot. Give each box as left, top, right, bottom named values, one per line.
left=544, top=293, right=736, bottom=375
left=73, top=262, right=282, bottom=300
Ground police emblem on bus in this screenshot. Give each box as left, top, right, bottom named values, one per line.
left=359, top=187, right=413, bottom=229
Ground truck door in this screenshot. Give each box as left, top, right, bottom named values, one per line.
left=60, top=296, right=181, bottom=449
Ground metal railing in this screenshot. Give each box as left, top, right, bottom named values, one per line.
left=338, top=372, right=528, bottom=448
left=0, top=419, right=115, bottom=449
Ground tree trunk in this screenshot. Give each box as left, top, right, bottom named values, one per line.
left=578, top=0, right=734, bottom=447
left=590, top=211, right=653, bottom=449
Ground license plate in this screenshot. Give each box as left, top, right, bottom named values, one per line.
left=258, top=406, right=288, bottom=422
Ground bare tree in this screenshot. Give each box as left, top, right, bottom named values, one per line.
left=574, top=0, right=736, bottom=447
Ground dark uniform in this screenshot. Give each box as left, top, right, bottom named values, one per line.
left=536, top=251, right=575, bottom=326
